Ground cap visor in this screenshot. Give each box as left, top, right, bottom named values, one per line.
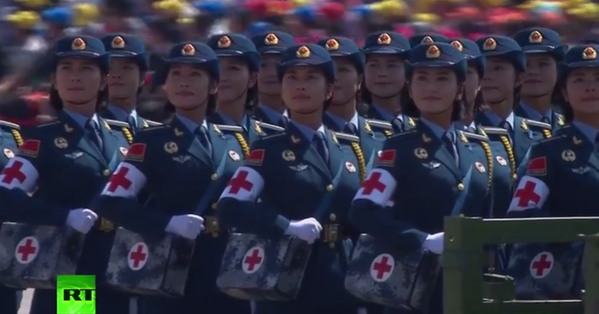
left=166, top=57, right=208, bottom=64
left=363, top=47, right=406, bottom=54
left=55, top=51, right=102, bottom=58
left=409, top=61, right=457, bottom=68
left=109, top=51, right=140, bottom=57
left=216, top=50, right=243, bottom=57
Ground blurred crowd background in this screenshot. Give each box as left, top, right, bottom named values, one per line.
left=0, top=0, right=595, bottom=124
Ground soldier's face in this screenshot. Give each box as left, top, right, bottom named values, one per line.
left=217, top=57, right=257, bottom=104
left=257, top=55, right=281, bottom=96
left=364, top=55, right=406, bottom=98
left=481, top=58, right=521, bottom=104
left=281, top=66, right=332, bottom=114
left=522, top=54, right=557, bottom=98
left=563, top=68, right=599, bottom=114
left=409, top=68, right=460, bottom=114
left=331, top=58, right=362, bottom=107
left=164, top=64, right=215, bottom=110
left=107, top=58, right=143, bottom=99
left=53, top=58, right=105, bottom=104
left=464, top=65, right=481, bottom=106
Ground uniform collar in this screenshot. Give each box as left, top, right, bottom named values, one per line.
left=573, top=120, right=599, bottom=144
left=373, top=104, right=395, bottom=121
left=217, top=112, right=249, bottom=131
left=420, top=117, right=457, bottom=140
left=519, top=102, right=552, bottom=123
left=290, top=119, right=327, bottom=142
left=325, top=111, right=359, bottom=131
left=63, top=109, right=100, bottom=129
left=107, top=104, right=138, bottom=124
left=484, top=110, right=515, bottom=129
left=454, top=120, right=476, bottom=131
left=175, top=113, right=208, bottom=133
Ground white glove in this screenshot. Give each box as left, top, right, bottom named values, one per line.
left=284, top=217, right=322, bottom=244
left=165, top=214, right=204, bottom=240
left=423, top=232, right=444, bottom=254
left=66, top=209, right=98, bottom=234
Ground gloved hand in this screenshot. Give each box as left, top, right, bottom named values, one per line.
left=165, top=214, right=204, bottom=239
left=423, top=232, right=444, bottom=254
left=284, top=217, right=322, bottom=244
left=66, top=209, right=98, bottom=234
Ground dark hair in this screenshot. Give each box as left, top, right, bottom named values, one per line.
left=401, top=82, right=465, bottom=122
left=473, top=92, right=487, bottom=113
left=557, top=73, right=574, bottom=122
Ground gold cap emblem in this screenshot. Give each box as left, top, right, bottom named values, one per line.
left=426, top=45, right=441, bottom=59
left=218, top=36, right=231, bottom=48
left=583, top=47, right=597, bottom=60
left=377, top=33, right=391, bottom=45
left=264, top=33, right=278, bottom=45
left=483, top=38, right=497, bottom=51
left=71, top=38, right=86, bottom=51
left=181, top=44, right=195, bottom=56
left=111, top=36, right=125, bottom=49
left=325, top=39, right=339, bottom=51
left=296, top=46, right=310, bottom=58
left=421, top=36, right=434, bottom=44
left=529, top=31, right=543, bottom=44
left=450, top=40, right=463, bottom=52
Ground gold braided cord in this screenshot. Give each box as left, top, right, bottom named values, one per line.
left=11, top=130, right=23, bottom=147
left=350, top=142, right=366, bottom=182
left=121, top=127, right=134, bottom=144
left=481, top=141, right=493, bottom=193
left=499, top=135, right=517, bottom=181
left=235, top=133, right=250, bottom=158
left=543, top=129, right=552, bottom=139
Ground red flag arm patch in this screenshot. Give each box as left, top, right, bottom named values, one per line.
left=375, top=149, right=396, bottom=167
left=124, top=143, right=147, bottom=163
left=526, top=156, right=547, bottom=176
left=245, top=149, right=265, bottom=167
left=18, top=140, right=41, bottom=159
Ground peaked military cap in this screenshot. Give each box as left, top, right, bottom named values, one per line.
left=362, top=31, right=410, bottom=55
left=154, top=41, right=220, bottom=84
left=476, top=35, right=526, bottom=72
left=52, top=36, right=109, bottom=72
left=101, top=34, right=148, bottom=71
left=559, top=45, right=599, bottom=79
left=207, top=33, right=261, bottom=72
left=409, top=34, right=448, bottom=47
left=317, top=37, right=365, bottom=74
left=277, top=44, right=335, bottom=82
left=251, top=31, right=295, bottom=54
left=450, top=38, right=486, bottom=78
left=406, top=43, right=466, bottom=81
left=513, top=27, right=567, bottom=60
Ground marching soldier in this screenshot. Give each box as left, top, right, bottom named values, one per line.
left=513, top=28, right=567, bottom=130
left=474, top=35, right=552, bottom=165
left=99, top=34, right=162, bottom=131
left=95, top=41, right=251, bottom=314
left=408, top=34, right=448, bottom=47
left=0, top=36, right=133, bottom=314
left=207, top=33, right=273, bottom=143
left=361, top=31, right=416, bottom=134
left=505, top=45, right=599, bottom=299
left=251, top=31, right=295, bottom=128
left=350, top=43, right=494, bottom=314
left=217, top=44, right=366, bottom=314
left=317, top=37, right=384, bottom=165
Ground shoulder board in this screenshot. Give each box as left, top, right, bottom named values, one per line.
left=215, top=124, right=244, bottom=132
left=333, top=132, right=360, bottom=142
left=145, top=119, right=162, bottom=126
left=37, top=121, right=61, bottom=128
left=137, top=124, right=168, bottom=135
left=461, top=130, right=489, bottom=141
left=261, top=133, right=286, bottom=141
left=103, top=119, right=130, bottom=128
left=388, top=129, right=418, bottom=140
left=480, top=126, right=509, bottom=135
left=255, top=121, right=284, bottom=132
left=524, top=119, right=551, bottom=129
left=366, top=119, right=393, bottom=130
left=0, top=120, right=20, bottom=130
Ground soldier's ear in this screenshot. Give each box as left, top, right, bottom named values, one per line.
left=139, top=72, right=146, bottom=88
left=515, top=72, right=524, bottom=88
left=209, top=79, right=218, bottom=95
left=561, top=87, right=569, bottom=103
left=325, top=83, right=333, bottom=101
left=248, top=72, right=257, bottom=89
left=356, top=74, right=363, bottom=90
left=407, top=81, right=413, bottom=99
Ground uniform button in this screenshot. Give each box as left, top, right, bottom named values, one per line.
left=212, top=202, right=218, bottom=209
left=457, top=183, right=465, bottom=191
left=326, top=184, right=334, bottom=191
left=513, top=174, right=518, bottom=180
left=103, top=169, right=111, bottom=176
left=211, top=173, right=218, bottom=181
left=329, top=242, right=335, bottom=248
left=329, top=213, right=336, bottom=221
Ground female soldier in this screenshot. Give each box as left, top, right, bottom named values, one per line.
left=361, top=31, right=416, bottom=134
left=207, top=33, right=270, bottom=143
left=251, top=31, right=295, bottom=128
left=95, top=41, right=250, bottom=314
left=513, top=28, right=566, bottom=130
left=217, top=44, right=366, bottom=314
left=350, top=43, right=494, bottom=314
left=318, top=36, right=384, bottom=166
left=0, top=36, right=133, bottom=314
left=474, top=35, right=551, bottom=165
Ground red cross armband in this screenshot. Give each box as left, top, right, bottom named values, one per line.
left=219, top=166, right=264, bottom=202
left=0, top=156, right=39, bottom=193
left=352, top=169, right=396, bottom=207
left=507, top=175, right=549, bottom=213
left=101, top=162, right=147, bottom=198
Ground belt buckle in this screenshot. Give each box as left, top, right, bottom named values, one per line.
left=204, top=216, right=219, bottom=237
left=98, top=218, right=114, bottom=232
left=323, top=224, right=339, bottom=248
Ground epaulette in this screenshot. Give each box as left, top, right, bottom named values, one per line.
left=0, top=120, right=20, bottom=130
left=261, top=132, right=286, bottom=141
left=333, top=132, right=360, bottom=142
left=104, top=119, right=130, bottom=128
left=214, top=124, right=244, bottom=133
left=480, top=126, right=509, bottom=135
left=255, top=121, right=285, bottom=132
left=523, top=119, right=551, bottom=129
left=388, top=129, right=418, bottom=140
left=365, top=119, right=393, bottom=130
left=461, top=130, right=489, bottom=142
left=145, top=119, right=162, bottom=126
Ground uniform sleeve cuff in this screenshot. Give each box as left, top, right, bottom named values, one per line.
left=274, top=215, right=291, bottom=235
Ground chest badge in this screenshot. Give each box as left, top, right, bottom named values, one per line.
left=229, top=150, right=241, bottom=161
left=120, top=147, right=128, bottom=155
left=496, top=156, right=507, bottom=166
left=282, top=150, right=296, bottom=161
left=475, top=162, right=486, bottom=173
left=164, top=142, right=178, bottom=154
left=54, top=137, right=68, bottom=149
left=414, top=148, right=428, bottom=159
left=345, top=161, right=356, bottom=173
left=3, top=149, right=14, bottom=158
left=561, top=150, right=576, bottom=162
